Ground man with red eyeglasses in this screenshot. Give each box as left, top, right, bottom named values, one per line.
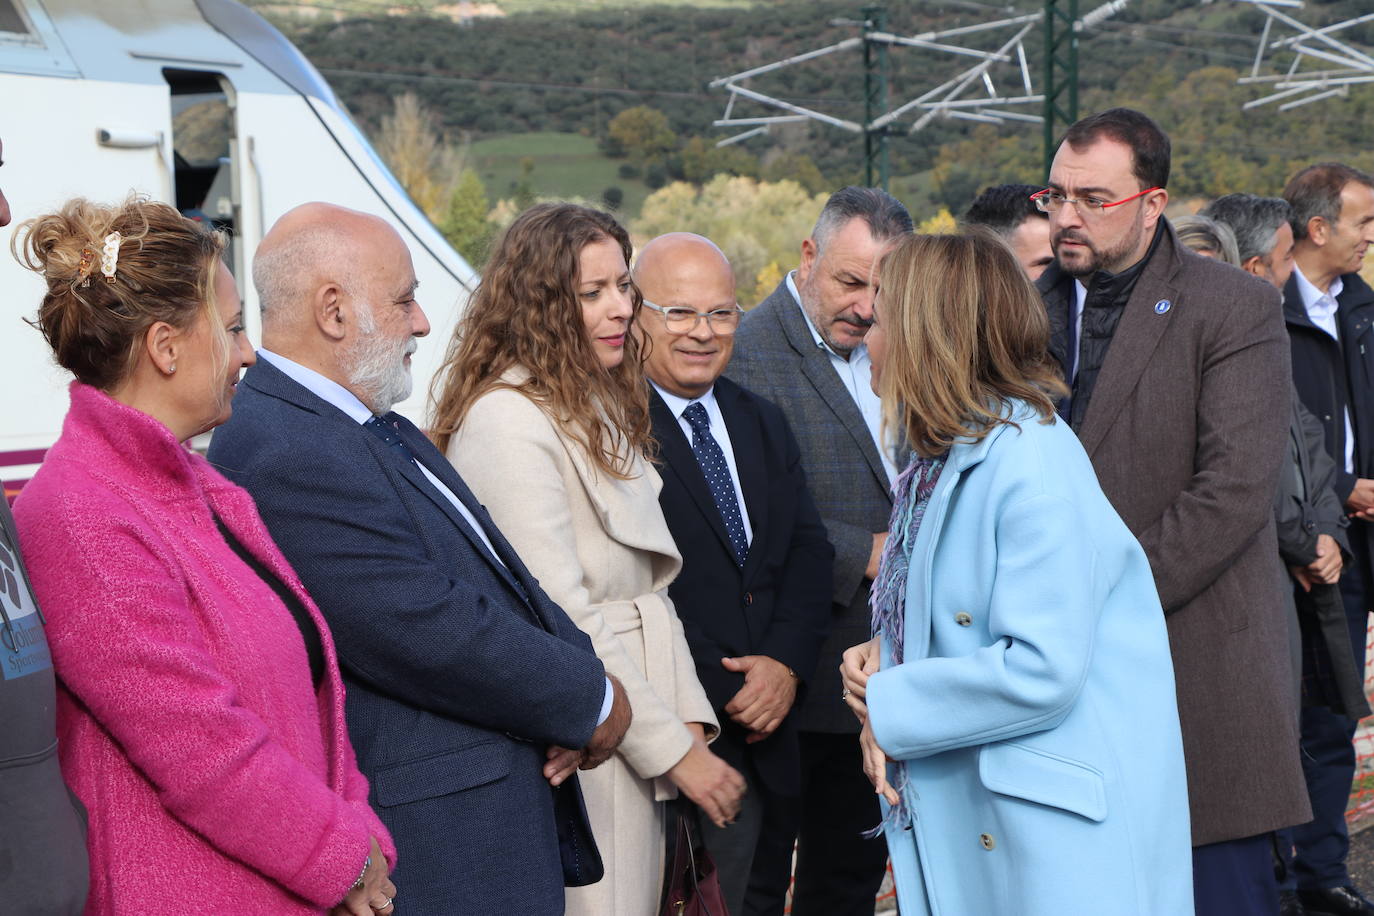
left=1035, top=108, right=1309, bottom=915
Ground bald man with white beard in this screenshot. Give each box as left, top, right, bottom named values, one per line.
left=208, top=203, right=630, bottom=915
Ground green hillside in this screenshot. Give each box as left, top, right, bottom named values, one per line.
left=264, top=0, right=1374, bottom=219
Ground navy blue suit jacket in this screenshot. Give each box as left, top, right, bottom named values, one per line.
left=650, top=379, right=832, bottom=796
left=208, top=359, right=607, bottom=915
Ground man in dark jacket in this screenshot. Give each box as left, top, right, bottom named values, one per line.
left=635, top=233, right=832, bottom=916
left=1036, top=108, right=1308, bottom=916
left=1279, top=163, right=1374, bottom=916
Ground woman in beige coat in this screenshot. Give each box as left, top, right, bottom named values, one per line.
left=431, top=203, right=746, bottom=916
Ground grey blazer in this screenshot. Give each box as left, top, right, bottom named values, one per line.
left=1038, top=221, right=1311, bottom=846
left=725, top=280, right=893, bottom=733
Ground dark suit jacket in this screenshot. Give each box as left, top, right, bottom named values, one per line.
left=207, top=359, right=607, bottom=915
left=1283, top=269, right=1374, bottom=570
left=649, top=380, right=832, bottom=796
left=725, top=281, right=894, bottom=734
left=1038, top=221, right=1310, bottom=845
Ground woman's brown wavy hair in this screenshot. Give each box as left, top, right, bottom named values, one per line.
left=876, top=227, right=1068, bottom=458
left=429, top=202, right=651, bottom=478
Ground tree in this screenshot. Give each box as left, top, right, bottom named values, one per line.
left=376, top=92, right=449, bottom=219
left=916, top=208, right=956, bottom=235
left=441, top=169, right=493, bottom=267
left=679, top=137, right=759, bottom=184
left=606, top=106, right=677, bottom=165
left=634, top=176, right=827, bottom=304
left=762, top=151, right=827, bottom=195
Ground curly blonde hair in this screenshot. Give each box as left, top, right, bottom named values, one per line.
left=429, top=203, right=651, bottom=478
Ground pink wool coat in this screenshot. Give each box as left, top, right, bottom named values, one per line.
left=13, top=384, right=395, bottom=914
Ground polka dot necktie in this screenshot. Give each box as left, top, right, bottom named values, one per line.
left=682, top=402, right=748, bottom=566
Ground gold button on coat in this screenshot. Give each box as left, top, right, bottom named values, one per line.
left=955, top=612, right=973, bottom=627
left=979, top=833, right=995, bottom=850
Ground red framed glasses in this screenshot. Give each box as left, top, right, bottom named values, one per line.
left=1030, top=186, right=1163, bottom=215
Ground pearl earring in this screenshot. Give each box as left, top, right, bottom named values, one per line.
left=169, top=364, right=176, bottom=374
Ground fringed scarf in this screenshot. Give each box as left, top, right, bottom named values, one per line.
left=865, top=452, right=945, bottom=837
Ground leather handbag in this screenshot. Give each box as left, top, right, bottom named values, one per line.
left=660, top=803, right=728, bottom=916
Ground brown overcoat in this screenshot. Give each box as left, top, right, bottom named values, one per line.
left=1038, top=221, right=1311, bottom=846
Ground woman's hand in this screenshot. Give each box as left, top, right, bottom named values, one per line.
left=333, top=836, right=396, bottom=916
left=840, top=638, right=881, bottom=722
left=667, top=730, right=747, bottom=828
left=860, top=718, right=900, bottom=807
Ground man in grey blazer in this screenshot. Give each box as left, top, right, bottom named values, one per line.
left=726, top=187, right=911, bottom=916
left=1036, top=108, right=1309, bottom=915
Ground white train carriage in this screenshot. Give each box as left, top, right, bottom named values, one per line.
left=0, top=0, right=476, bottom=497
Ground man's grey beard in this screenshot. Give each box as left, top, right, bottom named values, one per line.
left=798, top=272, right=870, bottom=356
left=346, top=303, right=416, bottom=414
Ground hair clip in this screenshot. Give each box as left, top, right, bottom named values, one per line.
left=100, top=231, right=121, bottom=283
left=76, top=247, right=95, bottom=288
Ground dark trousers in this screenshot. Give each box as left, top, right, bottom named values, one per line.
left=1285, top=530, right=1371, bottom=890
left=789, top=731, right=890, bottom=916
left=695, top=759, right=797, bottom=916
left=1193, top=833, right=1280, bottom=916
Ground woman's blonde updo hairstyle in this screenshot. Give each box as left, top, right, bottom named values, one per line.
left=12, top=195, right=225, bottom=390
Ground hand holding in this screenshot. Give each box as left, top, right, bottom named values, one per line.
left=859, top=718, right=899, bottom=807
left=581, top=675, right=631, bottom=770
left=840, top=638, right=881, bottom=722
left=335, top=837, right=395, bottom=916
left=1347, top=479, right=1374, bottom=517
left=1306, top=533, right=1343, bottom=585
left=865, top=532, right=889, bottom=581
left=544, top=745, right=583, bottom=786
left=1290, top=565, right=1316, bottom=593
left=667, top=736, right=746, bottom=828
left=722, top=655, right=797, bottom=740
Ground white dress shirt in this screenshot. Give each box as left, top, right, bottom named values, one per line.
left=785, top=272, right=899, bottom=484
left=1072, top=280, right=1088, bottom=382
left=255, top=350, right=616, bottom=725
left=1293, top=267, right=1356, bottom=474
left=651, top=381, right=753, bottom=545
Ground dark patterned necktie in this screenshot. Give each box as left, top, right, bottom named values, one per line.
left=364, top=413, right=413, bottom=459
left=682, top=403, right=748, bottom=566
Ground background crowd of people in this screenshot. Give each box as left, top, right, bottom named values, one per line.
left=4, top=104, right=1374, bottom=916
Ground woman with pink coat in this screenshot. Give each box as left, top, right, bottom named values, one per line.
left=11, top=197, right=398, bottom=915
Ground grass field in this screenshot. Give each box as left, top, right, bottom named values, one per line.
left=470, top=131, right=655, bottom=216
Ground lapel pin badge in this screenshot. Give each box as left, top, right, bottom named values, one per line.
left=1154, top=299, right=1172, bottom=315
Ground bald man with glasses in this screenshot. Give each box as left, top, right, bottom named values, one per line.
left=634, top=233, right=832, bottom=916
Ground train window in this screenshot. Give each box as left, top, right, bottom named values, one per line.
left=164, top=69, right=241, bottom=285
left=0, top=1, right=31, bottom=37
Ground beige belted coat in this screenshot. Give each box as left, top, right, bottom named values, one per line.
left=446, top=375, right=718, bottom=916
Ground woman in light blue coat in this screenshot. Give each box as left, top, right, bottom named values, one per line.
left=841, top=229, right=1193, bottom=915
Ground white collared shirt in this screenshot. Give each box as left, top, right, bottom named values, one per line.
left=255, top=348, right=615, bottom=725
left=651, top=381, right=753, bottom=545
left=785, top=272, right=898, bottom=485
left=1292, top=267, right=1356, bottom=474
left=1071, top=280, right=1088, bottom=381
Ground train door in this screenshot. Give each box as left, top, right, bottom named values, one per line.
left=163, top=68, right=244, bottom=284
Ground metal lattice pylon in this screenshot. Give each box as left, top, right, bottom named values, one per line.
left=707, top=2, right=1131, bottom=189
left=1236, top=0, right=1374, bottom=111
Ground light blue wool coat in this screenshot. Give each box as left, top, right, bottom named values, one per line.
left=866, top=401, right=1194, bottom=916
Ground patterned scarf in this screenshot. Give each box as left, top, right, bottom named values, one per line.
left=865, top=452, right=945, bottom=836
